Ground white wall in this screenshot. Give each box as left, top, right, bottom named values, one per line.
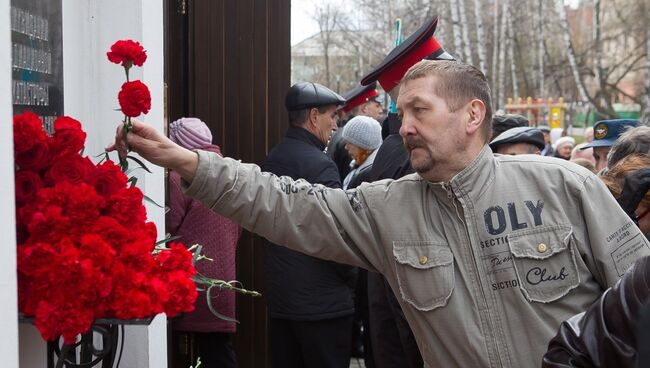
left=0, top=0, right=20, bottom=365
left=16, top=1, right=167, bottom=367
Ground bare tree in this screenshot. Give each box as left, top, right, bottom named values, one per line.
left=449, top=0, right=464, bottom=59
left=557, top=1, right=593, bottom=106
left=507, top=9, right=518, bottom=99
left=491, top=0, right=500, bottom=88
left=638, top=0, right=650, bottom=122
left=472, top=0, right=488, bottom=75
left=496, top=0, right=509, bottom=109
left=313, top=3, right=346, bottom=86
left=458, top=0, right=474, bottom=65
left=536, top=0, right=545, bottom=98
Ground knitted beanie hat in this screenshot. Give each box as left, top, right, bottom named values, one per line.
left=554, top=136, right=575, bottom=150
left=342, top=116, right=382, bottom=150
left=169, top=117, right=213, bottom=150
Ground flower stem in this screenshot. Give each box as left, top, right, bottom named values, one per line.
left=55, top=343, right=72, bottom=368
left=120, top=117, right=133, bottom=171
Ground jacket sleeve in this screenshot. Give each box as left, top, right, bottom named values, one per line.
left=183, top=150, right=385, bottom=272
left=576, top=175, right=650, bottom=288
left=542, top=255, right=650, bottom=368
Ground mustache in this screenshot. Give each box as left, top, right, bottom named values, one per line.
left=404, top=136, right=427, bottom=152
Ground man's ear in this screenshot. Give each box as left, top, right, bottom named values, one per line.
left=465, top=99, right=486, bottom=135
left=308, top=108, right=319, bottom=126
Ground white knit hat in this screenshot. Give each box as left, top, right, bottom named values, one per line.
left=342, top=116, right=382, bottom=150
left=169, top=117, right=213, bottom=150
left=554, top=136, right=575, bottom=150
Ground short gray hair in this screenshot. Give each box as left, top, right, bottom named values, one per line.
left=607, top=125, right=650, bottom=168
left=400, top=60, right=494, bottom=143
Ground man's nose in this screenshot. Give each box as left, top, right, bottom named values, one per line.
left=399, top=115, right=415, bottom=138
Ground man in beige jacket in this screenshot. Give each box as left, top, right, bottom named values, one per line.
left=109, top=60, right=650, bottom=367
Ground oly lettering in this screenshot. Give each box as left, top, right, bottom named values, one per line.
left=484, top=200, right=545, bottom=235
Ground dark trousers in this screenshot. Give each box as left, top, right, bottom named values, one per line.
left=270, top=315, right=354, bottom=368
left=367, top=272, right=423, bottom=368
left=194, top=332, right=237, bottom=368
left=352, top=269, right=376, bottom=367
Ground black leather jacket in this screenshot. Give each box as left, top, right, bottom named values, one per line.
left=542, top=255, right=650, bottom=368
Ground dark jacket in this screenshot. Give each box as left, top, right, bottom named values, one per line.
left=327, top=128, right=352, bottom=182
left=261, top=125, right=356, bottom=320
left=368, top=113, right=414, bottom=181
left=542, top=256, right=650, bottom=368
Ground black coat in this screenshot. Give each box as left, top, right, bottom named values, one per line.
left=261, top=125, right=356, bottom=320
left=368, top=113, right=414, bottom=181
left=326, top=128, right=352, bottom=182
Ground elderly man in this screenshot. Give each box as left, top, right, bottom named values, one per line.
left=258, top=82, right=358, bottom=368
left=109, top=60, right=649, bottom=368
left=581, top=119, right=639, bottom=172
left=606, top=125, right=650, bottom=169
left=489, top=126, right=545, bottom=155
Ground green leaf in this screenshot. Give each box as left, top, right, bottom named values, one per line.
left=143, top=194, right=164, bottom=208
left=206, top=285, right=240, bottom=323
left=127, top=176, right=138, bottom=187
left=126, top=155, right=153, bottom=173
left=191, top=244, right=203, bottom=265
left=155, top=235, right=182, bottom=246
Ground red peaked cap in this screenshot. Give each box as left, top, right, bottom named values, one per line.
left=361, top=16, right=444, bottom=92
left=341, top=83, right=379, bottom=113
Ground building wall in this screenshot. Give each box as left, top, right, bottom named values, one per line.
left=0, top=0, right=20, bottom=364
left=10, top=1, right=166, bottom=366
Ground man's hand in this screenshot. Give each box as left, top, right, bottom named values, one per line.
left=617, top=168, right=650, bottom=224
left=106, top=119, right=199, bottom=182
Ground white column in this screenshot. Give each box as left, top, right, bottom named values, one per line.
left=17, top=1, right=167, bottom=366
left=0, top=0, right=20, bottom=365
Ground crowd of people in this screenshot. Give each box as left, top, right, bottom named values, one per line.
left=109, top=15, right=650, bottom=368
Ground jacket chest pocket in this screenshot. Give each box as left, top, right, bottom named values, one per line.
left=508, top=225, right=579, bottom=303
left=392, top=241, right=454, bottom=311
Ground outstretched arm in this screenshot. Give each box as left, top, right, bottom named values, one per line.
left=106, top=119, right=199, bottom=182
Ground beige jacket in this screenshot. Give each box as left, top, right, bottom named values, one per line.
left=184, top=145, right=650, bottom=367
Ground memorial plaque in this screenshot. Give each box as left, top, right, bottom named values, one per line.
left=11, top=0, right=63, bottom=132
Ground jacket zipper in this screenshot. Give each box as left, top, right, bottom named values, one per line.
left=443, top=182, right=504, bottom=367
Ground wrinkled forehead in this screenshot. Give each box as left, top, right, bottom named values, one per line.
left=396, top=76, right=440, bottom=108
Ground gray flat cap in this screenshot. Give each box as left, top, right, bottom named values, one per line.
left=285, top=82, right=345, bottom=111
left=489, top=126, right=546, bottom=151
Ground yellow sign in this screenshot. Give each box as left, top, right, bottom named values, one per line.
left=549, top=107, right=562, bottom=129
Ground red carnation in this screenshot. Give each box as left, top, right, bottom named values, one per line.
left=89, top=161, right=128, bottom=197
left=15, top=138, right=53, bottom=171
left=13, top=111, right=47, bottom=154
left=118, top=80, right=151, bottom=117
left=15, top=171, right=43, bottom=204
left=44, top=155, right=95, bottom=186
left=51, top=116, right=86, bottom=156
left=106, top=39, right=147, bottom=67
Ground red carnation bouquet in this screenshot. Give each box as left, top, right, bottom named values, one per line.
left=15, top=39, right=183, bottom=344
left=16, top=39, right=258, bottom=345
left=14, top=109, right=199, bottom=343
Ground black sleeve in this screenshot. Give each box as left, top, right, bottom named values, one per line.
left=542, top=256, right=650, bottom=368
left=368, top=134, right=414, bottom=181
left=316, top=160, right=342, bottom=189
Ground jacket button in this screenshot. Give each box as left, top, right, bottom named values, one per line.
left=537, top=243, right=547, bottom=253
left=419, top=255, right=428, bottom=265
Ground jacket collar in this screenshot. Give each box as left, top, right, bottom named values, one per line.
left=449, top=145, right=496, bottom=199
left=286, top=125, right=327, bottom=151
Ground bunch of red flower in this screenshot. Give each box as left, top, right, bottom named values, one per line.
left=108, top=39, right=151, bottom=118
left=14, top=111, right=198, bottom=343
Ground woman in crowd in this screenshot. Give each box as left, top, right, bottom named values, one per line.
left=553, top=136, right=575, bottom=160
left=342, top=116, right=382, bottom=190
